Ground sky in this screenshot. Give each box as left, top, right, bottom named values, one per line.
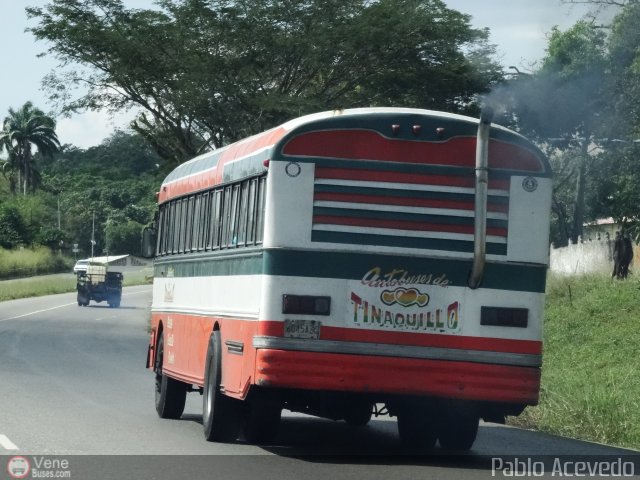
left=0, top=0, right=612, bottom=150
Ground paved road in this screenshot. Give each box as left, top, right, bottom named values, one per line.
left=0, top=289, right=638, bottom=479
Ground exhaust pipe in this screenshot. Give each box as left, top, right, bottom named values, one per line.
left=469, top=107, right=493, bottom=289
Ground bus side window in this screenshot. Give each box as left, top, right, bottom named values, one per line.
left=172, top=199, right=181, bottom=255
left=247, top=178, right=258, bottom=245
left=184, top=195, right=195, bottom=253
left=237, top=181, right=249, bottom=246
left=193, top=194, right=202, bottom=251
left=198, top=193, right=208, bottom=251
left=256, top=176, right=267, bottom=244
left=210, top=189, right=223, bottom=250
left=228, top=184, right=241, bottom=247
left=155, top=206, right=164, bottom=256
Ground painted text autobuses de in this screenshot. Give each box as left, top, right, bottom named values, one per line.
left=143, top=107, right=552, bottom=450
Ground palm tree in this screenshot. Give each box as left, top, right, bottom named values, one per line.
left=0, top=102, right=61, bottom=195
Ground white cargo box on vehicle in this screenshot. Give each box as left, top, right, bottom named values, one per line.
left=86, top=263, right=107, bottom=283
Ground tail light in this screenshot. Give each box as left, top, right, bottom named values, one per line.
left=481, top=307, right=528, bottom=328
left=282, top=295, right=331, bottom=316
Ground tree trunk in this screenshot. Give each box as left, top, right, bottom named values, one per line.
left=570, top=135, right=590, bottom=244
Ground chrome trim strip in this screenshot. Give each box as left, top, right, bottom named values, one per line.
left=252, top=335, right=541, bottom=368
left=225, top=340, right=244, bottom=355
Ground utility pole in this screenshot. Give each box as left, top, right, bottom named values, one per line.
left=91, top=212, right=95, bottom=259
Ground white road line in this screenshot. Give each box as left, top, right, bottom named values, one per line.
left=0, top=434, right=19, bottom=450
left=0, top=287, right=152, bottom=322
left=1, top=302, right=78, bottom=321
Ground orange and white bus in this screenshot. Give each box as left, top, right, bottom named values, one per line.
left=143, top=107, right=551, bottom=450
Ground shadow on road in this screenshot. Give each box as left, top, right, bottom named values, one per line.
left=178, top=412, right=640, bottom=471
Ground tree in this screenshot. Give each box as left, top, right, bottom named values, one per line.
left=27, top=0, right=502, bottom=164
left=0, top=102, right=61, bottom=195
left=0, top=204, right=28, bottom=249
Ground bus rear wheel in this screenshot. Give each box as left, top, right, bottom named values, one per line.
left=203, top=331, right=242, bottom=442
left=154, top=333, right=187, bottom=419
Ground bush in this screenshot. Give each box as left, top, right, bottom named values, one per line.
left=0, top=205, right=28, bottom=248
left=0, top=246, right=71, bottom=279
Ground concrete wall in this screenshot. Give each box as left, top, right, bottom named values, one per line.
left=549, top=239, right=614, bottom=275
left=549, top=239, right=640, bottom=276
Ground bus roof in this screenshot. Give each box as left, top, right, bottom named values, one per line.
left=158, top=108, right=549, bottom=204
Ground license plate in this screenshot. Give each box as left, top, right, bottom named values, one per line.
left=284, top=319, right=321, bottom=339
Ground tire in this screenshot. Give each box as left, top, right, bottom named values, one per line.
left=437, top=412, right=479, bottom=451
left=242, top=401, right=281, bottom=444
left=154, top=333, right=187, bottom=419
left=203, top=331, right=242, bottom=442
left=396, top=409, right=438, bottom=450
left=77, top=292, right=88, bottom=306
left=344, top=402, right=373, bottom=427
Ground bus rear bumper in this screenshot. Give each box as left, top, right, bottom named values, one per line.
left=254, top=348, right=540, bottom=405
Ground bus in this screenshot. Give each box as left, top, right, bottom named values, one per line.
left=142, top=107, right=551, bottom=450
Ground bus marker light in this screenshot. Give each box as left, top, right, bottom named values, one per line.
left=391, top=124, right=400, bottom=135
left=263, top=159, right=270, bottom=168
left=412, top=125, right=422, bottom=135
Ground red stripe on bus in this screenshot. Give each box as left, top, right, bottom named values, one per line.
left=159, top=126, right=288, bottom=202
left=257, top=321, right=542, bottom=355
left=314, top=167, right=511, bottom=190
left=314, top=191, right=509, bottom=214
left=313, top=215, right=508, bottom=237
left=255, top=349, right=540, bottom=403
left=159, top=175, right=218, bottom=203
left=283, top=130, right=544, bottom=172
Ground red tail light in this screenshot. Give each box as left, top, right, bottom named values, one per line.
left=282, top=295, right=331, bottom=316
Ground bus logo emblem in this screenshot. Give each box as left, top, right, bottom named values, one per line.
left=381, top=287, right=429, bottom=308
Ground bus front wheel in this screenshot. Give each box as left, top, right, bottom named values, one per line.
left=203, top=331, right=242, bottom=442
left=154, top=333, right=187, bottom=419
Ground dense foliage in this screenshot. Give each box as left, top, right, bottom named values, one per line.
left=0, top=131, right=160, bottom=257
left=27, top=0, right=503, bottom=163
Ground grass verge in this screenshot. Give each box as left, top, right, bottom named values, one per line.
left=0, top=247, right=72, bottom=280
left=510, top=272, right=640, bottom=450
left=0, top=269, right=152, bottom=302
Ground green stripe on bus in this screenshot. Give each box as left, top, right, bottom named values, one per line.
left=314, top=184, right=510, bottom=205
left=313, top=207, right=508, bottom=229
left=310, top=230, right=507, bottom=255
left=154, top=250, right=263, bottom=277
left=263, top=249, right=546, bottom=293
left=152, top=248, right=545, bottom=292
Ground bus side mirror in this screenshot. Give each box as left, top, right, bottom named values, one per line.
left=141, top=226, right=156, bottom=258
